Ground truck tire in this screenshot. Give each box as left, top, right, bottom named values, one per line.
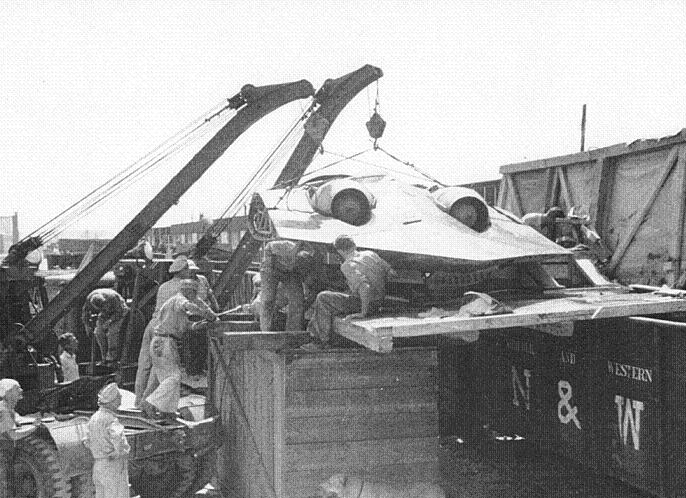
left=13, top=435, right=71, bottom=498
left=129, top=451, right=198, bottom=498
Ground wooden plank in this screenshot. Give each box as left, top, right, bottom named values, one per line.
left=496, top=175, right=507, bottom=208
left=286, top=386, right=437, bottom=417
left=286, top=411, right=439, bottom=444
left=606, top=146, right=680, bottom=274
left=287, top=364, right=436, bottom=391
left=672, top=146, right=686, bottom=275
left=272, top=352, right=285, bottom=498
left=500, top=129, right=686, bottom=174
left=335, top=324, right=392, bottom=352
left=505, top=174, right=523, bottom=216
left=334, top=292, right=686, bottom=343
left=284, top=437, right=439, bottom=472
left=284, top=461, right=441, bottom=498
left=556, top=166, right=574, bottom=209
left=588, top=157, right=614, bottom=233
left=285, top=347, right=436, bottom=369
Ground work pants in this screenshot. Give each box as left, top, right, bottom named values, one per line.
left=143, top=336, right=181, bottom=414
left=94, top=314, right=125, bottom=362
left=259, top=266, right=304, bottom=332
left=134, top=317, right=157, bottom=407
left=306, top=291, right=362, bottom=344
left=93, top=457, right=129, bottom=498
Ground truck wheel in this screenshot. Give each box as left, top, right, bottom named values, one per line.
left=128, top=451, right=198, bottom=498
left=13, top=435, right=71, bottom=498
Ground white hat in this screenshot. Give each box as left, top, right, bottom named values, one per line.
left=0, top=379, right=20, bottom=398
left=169, top=255, right=188, bottom=273
left=186, top=259, right=199, bottom=271
left=98, top=383, right=121, bottom=405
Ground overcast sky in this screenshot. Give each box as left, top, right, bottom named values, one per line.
left=2, top=1, right=685, bottom=239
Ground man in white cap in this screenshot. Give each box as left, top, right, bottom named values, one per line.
left=81, top=288, right=128, bottom=364
left=85, top=382, right=130, bottom=498
left=140, top=279, right=217, bottom=418
left=134, top=254, right=192, bottom=406
left=185, top=259, right=220, bottom=375
left=0, top=379, right=39, bottom=498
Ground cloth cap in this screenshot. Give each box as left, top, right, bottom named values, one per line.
left=169, top=256, right=189, bottom=273
left=98, top=383, right=121, bottom=405
left=0, top=379, right=20, bottom=398
left=186, top=259, right=199, bottom=271
left=179, top=279, right=199, bottom=291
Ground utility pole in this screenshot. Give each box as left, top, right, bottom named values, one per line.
left=580, top=104, right=587, bottom=152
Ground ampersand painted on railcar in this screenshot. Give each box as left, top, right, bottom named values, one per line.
left=557, top=380, right=581, bottom=429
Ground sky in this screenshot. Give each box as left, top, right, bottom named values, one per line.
left=2, top=1, right=686, bottom=239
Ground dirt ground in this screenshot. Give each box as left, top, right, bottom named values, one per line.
left=440, top=435, right=650, bottom=498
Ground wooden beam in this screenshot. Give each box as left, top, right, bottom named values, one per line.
left=672, top=145, right=686, bottom=276
left=333, top=291, right=686, bottom=344
left=500, top=128, right=686, bottom=175
left=495, top=175, right=507, bottom=208
left=588, top=157, right=613, bottom=233
left=504, top=174, right=524, bottom=216
left=556, top=166, right=574, bottom=209
left=606, top=146, right=680, bottom=274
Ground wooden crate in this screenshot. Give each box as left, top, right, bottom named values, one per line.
left=208, top=330, right=440, bottom=498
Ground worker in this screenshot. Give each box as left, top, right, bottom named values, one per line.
left=140, top=279, right=217, bottom=418
left=81, top=288, right=128, bottom=364
left=522, top=206, right=566, bottom=242
left=259, top=240, right=327, bottom=331
left=0, top=379, right=40, bottom=498
left=58, top=333, right=80, bottom=383
left=134, top=255, right=191, bottom=407
left=185, top=259, right=220, bottom=375
left=303, top=235, right=396, bottom=350
left=259, top=239, right=307, bottom=331
left=85, top=383, right=130, bottom=498
left=187, top=258, right=220, bottom=311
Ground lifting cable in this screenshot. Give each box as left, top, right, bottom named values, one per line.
left=45, top=117, right=227, bottom=242
left=199, top=98, right=317, bottom=241
left=25, top=98, right=236, bottom=244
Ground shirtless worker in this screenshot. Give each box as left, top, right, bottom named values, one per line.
left=140, top=279, right=217, bottom=418
left=303, top=235, right=396, bottom=350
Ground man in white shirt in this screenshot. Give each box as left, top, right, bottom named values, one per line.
left=58, top=333, right=80, bottom=383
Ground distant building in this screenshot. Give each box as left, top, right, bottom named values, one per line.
left=0, top=212, right=19, bottom=254
left=145, top=214, right=249, bottom=257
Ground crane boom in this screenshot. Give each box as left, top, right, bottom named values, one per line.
left=213, top=65, right=383, bottom=307
left=24, top=79, right=315, bottom=343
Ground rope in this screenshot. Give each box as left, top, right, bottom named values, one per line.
left=201, top=98, right=316, bottom=240
left=44, top=115, right=228, bottom=242
left=25, top=98, right=234, bottom=243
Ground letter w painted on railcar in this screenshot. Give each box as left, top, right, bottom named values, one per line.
left=614, top=395, right=644, bottom=451
left=512, top=366, right=531, bottom=411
